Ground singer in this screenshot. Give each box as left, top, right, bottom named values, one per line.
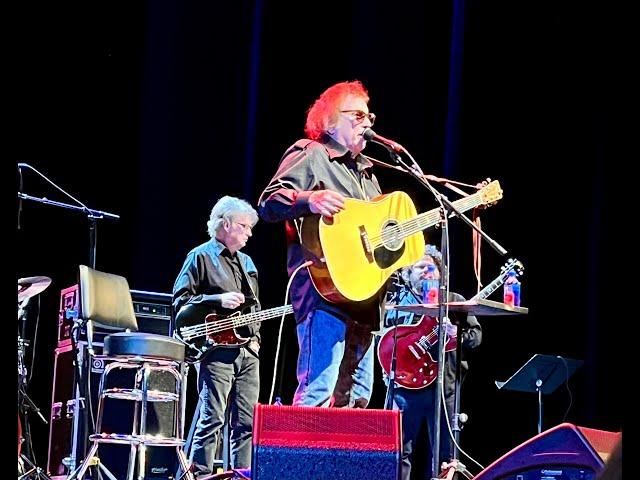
left=258, top=80, right=388, bottom=408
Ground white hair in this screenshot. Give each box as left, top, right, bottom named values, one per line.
left=206, top=196, right=258, bottom=238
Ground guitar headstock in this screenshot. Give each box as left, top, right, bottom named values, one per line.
left=478, top=180, right=503, bottom=207
left=500, top=258, right=524, bottom=276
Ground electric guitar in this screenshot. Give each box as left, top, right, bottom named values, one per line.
left=174, top=302, right=293, bottom=362
left=377, top=315, right=458, bottom=389
left=377, top=258, right=524, bottom=389
left=300, top=180, right=503, bottom=303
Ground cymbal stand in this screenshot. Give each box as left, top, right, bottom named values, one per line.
left=18, top=305, right=52, bottom=480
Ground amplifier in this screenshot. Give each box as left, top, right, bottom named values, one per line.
left=131, top=289, right=173, bottom=336
left=57, top=285, right=173, bottom=345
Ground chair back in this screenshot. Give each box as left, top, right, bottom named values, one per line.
left=79, top=265, right=138, bottom=331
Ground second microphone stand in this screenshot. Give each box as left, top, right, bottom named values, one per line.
left=380, top=148, right=507, bottom=479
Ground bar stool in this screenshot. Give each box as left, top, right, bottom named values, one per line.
left=69, top=265, right=194, bottom=480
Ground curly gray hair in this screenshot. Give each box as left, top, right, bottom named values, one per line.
left=206, top=196, right=258, bottom=238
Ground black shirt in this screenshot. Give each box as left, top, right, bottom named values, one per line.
left=172, top=238, right=260, bottom=341
left=258, top=134, right=384, bottom=330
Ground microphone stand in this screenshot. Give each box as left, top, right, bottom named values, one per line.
left=17, top=192, right=118, bottom=267
left=383, top=299, right=400, bottom=411
left=16, top=163, right=119, bottom=472
left=17, top=190, right=119, bottom=267
left=383, top=274, right=422, bottom=411
left=378, top=146, right=508, bottom=479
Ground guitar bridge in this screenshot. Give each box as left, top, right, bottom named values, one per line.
left=359, top=226, right=374, bottom=263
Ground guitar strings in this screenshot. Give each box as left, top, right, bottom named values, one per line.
left=180, top=306, right=293, bottom=339
left=414, top=323, right=455, bottom=352
left=180, top=307, right=290, bottom=338
left=368, top=194, right=483, bottom=247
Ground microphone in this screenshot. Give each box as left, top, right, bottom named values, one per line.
left=362, top=128, right=405, bottom=153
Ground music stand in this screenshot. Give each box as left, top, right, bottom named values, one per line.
left=495, top=354, right=583, bottom=434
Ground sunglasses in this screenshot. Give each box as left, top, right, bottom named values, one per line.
left=340, top=110, right=376, bottom=125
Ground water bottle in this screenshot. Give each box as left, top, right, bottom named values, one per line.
left=274, top=396, right=283, bottom=406
left=422, top=264, right=439, bottom=304
left=503, top=270, right=521, bottom=307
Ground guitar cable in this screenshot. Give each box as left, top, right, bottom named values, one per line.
left=440, top=375, right=485, bottom=473
left=268, top=260, right=313, bottom=405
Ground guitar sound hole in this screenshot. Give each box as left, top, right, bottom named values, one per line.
left=381, top=220, right=403, bottom=251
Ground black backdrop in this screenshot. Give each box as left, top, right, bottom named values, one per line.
left=14, top=0, right=617, bottom=474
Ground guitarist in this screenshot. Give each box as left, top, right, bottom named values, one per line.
left=172, top=196, right=260, bottom=478
left=383, top=244, right=482, bottom=480
left=258, top=80, right=383, bottom=408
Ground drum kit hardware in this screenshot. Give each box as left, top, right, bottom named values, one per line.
left=18, top=276, right=52, bottom=302
left=18, top=275, right=53, bottom=480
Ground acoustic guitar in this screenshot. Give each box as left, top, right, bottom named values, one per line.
left=300, top=180, right=503, bottom=303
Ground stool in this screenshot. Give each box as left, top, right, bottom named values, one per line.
left=74, top=332, right=194, bottom=480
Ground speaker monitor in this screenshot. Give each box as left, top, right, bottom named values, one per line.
left=252, top=404, right=401, bottom=480
left=474, top=422, right=621, bottom=480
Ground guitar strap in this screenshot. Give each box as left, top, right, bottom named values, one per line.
left=238, top=260, right=260, bottom=313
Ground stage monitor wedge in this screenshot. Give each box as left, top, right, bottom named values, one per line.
left=474, top=422, right=621, bottom=480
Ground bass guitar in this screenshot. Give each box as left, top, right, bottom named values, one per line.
left=377, top=258, right=524, bottom=389
left=175, top=302, right=293, bottom=362
left=300, top=180, right=503, bottom=303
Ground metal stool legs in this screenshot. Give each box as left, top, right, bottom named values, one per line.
left=70, top=357, right=194, bottom=480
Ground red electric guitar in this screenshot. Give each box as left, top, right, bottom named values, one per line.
left=378, top=258, right=523, bottom=389
left=377, top=314, right=457, bottom=389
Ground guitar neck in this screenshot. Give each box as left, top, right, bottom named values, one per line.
left=470, top=260, right=522, bottom=301
left=470, top=272, right=508, bottom=301
left=405, top=192, right=487, bottom=238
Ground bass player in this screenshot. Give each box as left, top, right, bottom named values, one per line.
left=172, top=195, right=260, bottom=478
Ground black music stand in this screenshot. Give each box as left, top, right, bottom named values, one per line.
left=495, top=354, right=583, bottom=434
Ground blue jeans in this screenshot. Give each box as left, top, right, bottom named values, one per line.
left=190, top=347, right=259, bottom=476
left=293, top=309, right=374, bottom=408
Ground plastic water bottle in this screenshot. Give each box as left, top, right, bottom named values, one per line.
left=503, top=270, right=521, bottom=307
left=422, top=264, right=439, bottom=304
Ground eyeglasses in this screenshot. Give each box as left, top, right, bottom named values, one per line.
left=233, top=221, right=253, bottom=232
left=340, top=110, right=376, bottom=125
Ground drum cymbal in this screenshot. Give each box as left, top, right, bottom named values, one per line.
left=18, top=276, right=52, bottom=301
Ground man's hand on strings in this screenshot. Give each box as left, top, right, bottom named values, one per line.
left=309, top=190, right=346, bottom=217
left=220, top=292, right=245, bottom=309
